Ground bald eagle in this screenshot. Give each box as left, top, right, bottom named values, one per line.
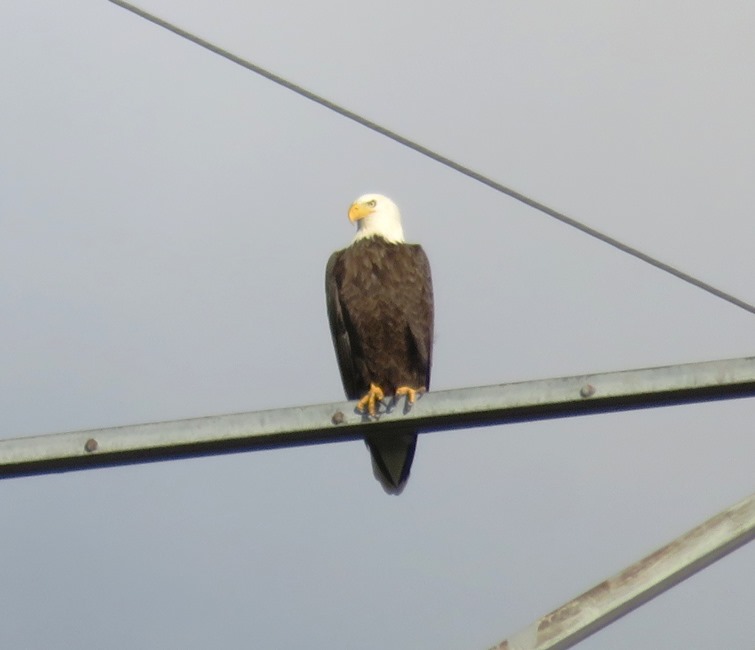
left=326, top=194, right=433, bottom=494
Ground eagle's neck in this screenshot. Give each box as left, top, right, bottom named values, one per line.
left=352, top=218, right=405, bottom=244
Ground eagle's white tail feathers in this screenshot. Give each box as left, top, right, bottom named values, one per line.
left=366, top=433, right=417, bottom=496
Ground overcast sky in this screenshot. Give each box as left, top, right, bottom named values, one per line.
left=1, top=2, right=754, bottom=648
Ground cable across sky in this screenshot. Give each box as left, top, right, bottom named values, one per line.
left=108, top=0, right=755, bottom=317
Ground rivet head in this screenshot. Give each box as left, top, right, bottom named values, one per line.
left=84, top=438, right=98, bottom=453
left=331, top=411, right=345, bottom=425
left=580, top=384, right=596, bottom=398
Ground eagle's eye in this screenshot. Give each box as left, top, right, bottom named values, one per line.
left=367, top=199, right=377, bottom=207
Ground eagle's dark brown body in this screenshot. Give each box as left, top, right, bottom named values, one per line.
left=326, top=236, right=433, bottom=493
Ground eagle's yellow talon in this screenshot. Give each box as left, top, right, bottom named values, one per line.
left=395, top=386, right=425, bottom=405
left=357, top=382, right=385, bottom=416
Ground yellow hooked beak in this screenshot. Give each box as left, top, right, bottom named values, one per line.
left=348, top=201, right=374, bottom=222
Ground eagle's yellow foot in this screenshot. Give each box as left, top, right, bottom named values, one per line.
left=356, top=383, right=385, bottom=416
left=395, top=386, right=426, bottom=406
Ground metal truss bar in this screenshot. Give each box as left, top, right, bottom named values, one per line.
left=491, top=491, right=755, bottom=650
left=1, top=356, right=754, bottom=478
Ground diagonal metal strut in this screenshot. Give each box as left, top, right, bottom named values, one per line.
left=491, top=491, right=755, bottom=650
left=1, top=356, right=754, bottom=478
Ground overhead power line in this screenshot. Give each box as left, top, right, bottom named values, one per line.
left=2, top=356, right=755, bottom=478
left=108, top=0, right=755, bottom=317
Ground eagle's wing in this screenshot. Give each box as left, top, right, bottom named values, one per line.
left=406, top=245, right=434, bottom=389
left=325, top=250, right=360, bottom=398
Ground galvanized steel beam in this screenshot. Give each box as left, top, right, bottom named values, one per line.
left=1, top=356, right=754, bottom=478
left=491, top=491, right=755, bottom=650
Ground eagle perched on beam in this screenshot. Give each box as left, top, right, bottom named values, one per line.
left=326, top=194, right=434, bottom=494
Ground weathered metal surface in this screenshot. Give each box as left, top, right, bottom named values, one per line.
left=1, top=356, right=754, bottom=478
left=490, top=492, right=755, bottom=650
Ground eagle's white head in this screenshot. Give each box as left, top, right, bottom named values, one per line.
left=348, top=193, right=405, bottom=244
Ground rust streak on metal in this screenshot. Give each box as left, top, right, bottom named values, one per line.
left=488, top=492, right=755, bottom=650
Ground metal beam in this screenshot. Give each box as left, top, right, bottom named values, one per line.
left=490, top=491, right=755, bottom=650
left=1, top=356, right=754, bottom=478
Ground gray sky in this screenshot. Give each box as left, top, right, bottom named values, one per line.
left=1, top=1, right=754, bottom=648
